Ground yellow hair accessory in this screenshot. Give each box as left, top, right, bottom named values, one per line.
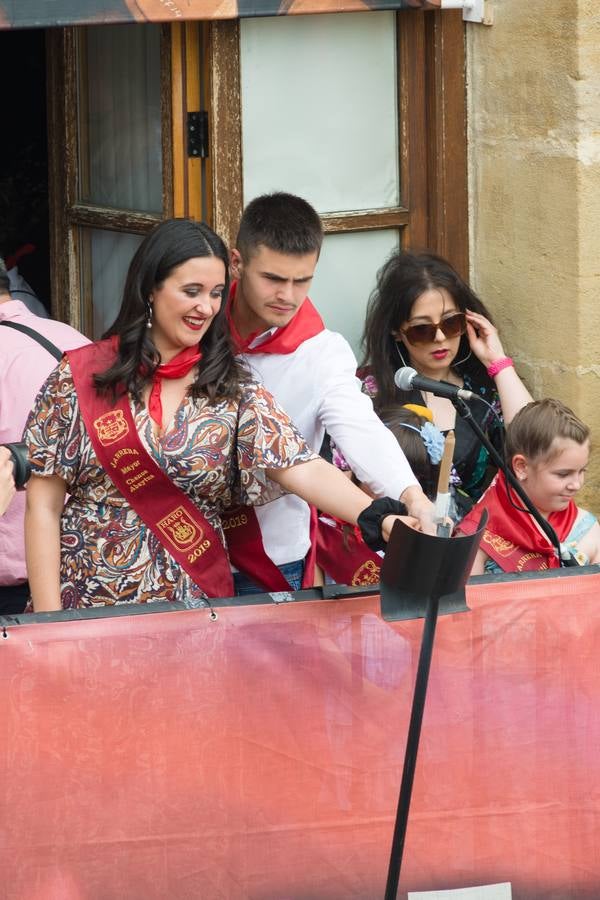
left=402, top=403, right=433, bottom=423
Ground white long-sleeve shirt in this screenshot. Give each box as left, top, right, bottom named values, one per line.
left=241, top=327, right=418, bottom=565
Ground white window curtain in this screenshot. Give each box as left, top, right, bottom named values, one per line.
left=86, top=229, right=143, bottom=338
left=81, top=24, right=162, bottom=213
left=240, top=12, right=400, bottom=353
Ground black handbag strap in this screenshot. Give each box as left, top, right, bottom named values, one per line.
left=0, top=320, right=63, bottom=361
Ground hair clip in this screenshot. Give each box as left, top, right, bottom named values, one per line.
left=398, top=420, right=445, bottom=466
left=421, top=421, right=445, bottom=465
left=402, top=403, right=433, bottom=423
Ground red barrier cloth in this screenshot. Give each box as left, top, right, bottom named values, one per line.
left=2, top=571, right=600, bottom=898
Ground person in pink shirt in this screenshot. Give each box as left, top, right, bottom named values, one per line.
left=0, top=448, right=16, bottom=518
left=0, top=255, right=89, bottom=615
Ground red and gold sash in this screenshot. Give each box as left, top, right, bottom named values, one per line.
left=67, top=340, right=234, bottom=599
left=458, top=471, right=578, bottom=573
left=223, top=282, right=326, bottom=591
left=225, top=504, right=318, bottom=592
left=316, top=515, right=382, bottom=587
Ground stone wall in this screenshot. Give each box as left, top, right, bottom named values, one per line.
left=467, top=0, right=600, bottom=508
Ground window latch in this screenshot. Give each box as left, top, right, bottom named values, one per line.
left=187, top=111, right=209, bottom=159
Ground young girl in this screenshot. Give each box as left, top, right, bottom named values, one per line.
left=458, top=399, right=600, bottom=575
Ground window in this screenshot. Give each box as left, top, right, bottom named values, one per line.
left=209, top=10, right=467, bottom=353
left=47, top=21, right=212, bottom=337
left=47, top=11, right=466, bottom=346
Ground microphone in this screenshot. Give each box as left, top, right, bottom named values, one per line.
left=394, top=367, right=474, bottom=401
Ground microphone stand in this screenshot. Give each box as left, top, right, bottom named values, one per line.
left=452, top=396, right=573, bottom=567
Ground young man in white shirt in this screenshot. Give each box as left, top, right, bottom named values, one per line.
left=226, top=191, right=434, bottom=594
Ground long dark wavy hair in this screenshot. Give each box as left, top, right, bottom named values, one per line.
left=361, top=250, right=495, bottom=412
left=94, top=218, right=247, bottom=402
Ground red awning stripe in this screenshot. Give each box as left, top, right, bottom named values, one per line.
left=1, top=0, right=442, bottom=30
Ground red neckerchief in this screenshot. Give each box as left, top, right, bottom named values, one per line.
left=108, top=336, right=202, bottom=429
left=226, top=280, right=325, bottom=355
left=148, top=345, right=201, bottom=428
left=458, top=470, right=578, bottom=571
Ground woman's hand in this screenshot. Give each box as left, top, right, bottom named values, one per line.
left=465, top=310, right=506, bottom=369
left=465, top=309, right=533, bottom=424
left=381, top=514, right=420, bottom=542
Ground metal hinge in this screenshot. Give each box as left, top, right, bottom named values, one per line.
left=187, top=111, right=209, bottom=159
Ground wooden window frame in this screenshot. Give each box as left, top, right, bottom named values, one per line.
left=46, top=22, right=198, bottom=333
left=46, top=10, right=467, bottom=330
left=207, top=10, right=468, bottom=275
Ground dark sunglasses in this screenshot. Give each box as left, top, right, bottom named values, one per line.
left=400, top=311, right=466, bottom=346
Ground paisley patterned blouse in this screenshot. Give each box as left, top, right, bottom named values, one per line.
left=24, top=358, right=316, bottom=608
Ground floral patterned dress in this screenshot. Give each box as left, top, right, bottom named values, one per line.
left=24, top=358, right=315, bottom=608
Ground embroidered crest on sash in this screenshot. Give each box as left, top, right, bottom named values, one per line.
left=158, top=506, right=203, bottom=550
left=483, top=531, right=516, bottom=557
left=351, top=559, right=380, bottom=586
left=94, top=410, right=129, bottom=446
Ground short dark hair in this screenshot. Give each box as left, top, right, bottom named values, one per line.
left=0, top=256, right=10, bottom=295
left=235, top=192, right=323, bottom=261
left=505, top=398, right=590, bottom=465
left=361, top=250, right=494, bottom=410
left=95, top=218, right=246, bottom=402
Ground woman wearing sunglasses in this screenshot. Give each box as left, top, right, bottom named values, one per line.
left=359, top=250, right=532, bottom=518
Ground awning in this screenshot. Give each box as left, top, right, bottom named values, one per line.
left=1, top=0, right=441, bottom=30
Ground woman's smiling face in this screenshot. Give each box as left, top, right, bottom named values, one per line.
left=149, top=255, right=226, bottom=360
left=394, top=287, right=463, bottom=379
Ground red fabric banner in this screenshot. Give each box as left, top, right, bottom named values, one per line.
left=2, top=570, right=600, bottom=898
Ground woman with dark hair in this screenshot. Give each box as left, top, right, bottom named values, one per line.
left=24, top=219, right=412, bottom=610
left=359, top=250, right=532, bottom=517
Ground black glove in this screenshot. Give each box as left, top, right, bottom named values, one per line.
left=357, top=497, right=407, bottom=552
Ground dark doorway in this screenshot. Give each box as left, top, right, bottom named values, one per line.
left=0, top=28, right=50, bottom=311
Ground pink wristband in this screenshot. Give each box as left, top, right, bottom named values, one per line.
left=487, top=356, right=513, bottom=378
